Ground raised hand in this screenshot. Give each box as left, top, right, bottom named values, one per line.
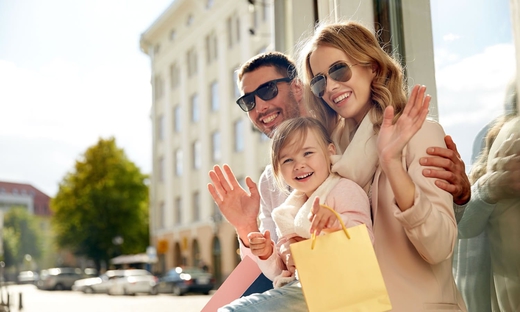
left=207, top=164, right=261, bottom=245
left=248, top=230, right=274, bottom=260
left=308, top=197, right=340, bottom=235
left=420, top=135, right=471, bottom=205
left=377, top=84, right=431, bottom=166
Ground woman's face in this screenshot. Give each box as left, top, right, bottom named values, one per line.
left=309, top=45, right=376, bottom=125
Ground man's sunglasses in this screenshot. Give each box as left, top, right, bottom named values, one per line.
left=310, top=61, right=367, bottom=98
left=236, top=77, right=293, bottom=112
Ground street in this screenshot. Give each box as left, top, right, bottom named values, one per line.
left=2, top=284, right=212, bottom=312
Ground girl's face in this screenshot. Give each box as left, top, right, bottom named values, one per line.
left=278, top=129, right=335, bottom=197
left=309, top=45, right=376, bottom=125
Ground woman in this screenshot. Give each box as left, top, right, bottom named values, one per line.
left=297, top=21, right=466, bottom=311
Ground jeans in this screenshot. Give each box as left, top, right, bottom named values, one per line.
left=218, top=280, right=308, bottom=312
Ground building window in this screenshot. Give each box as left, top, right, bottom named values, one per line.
left=193, top=192, right=200, bottom=221
left=232, top=68, right=240, bottom=99
left=234, top=119, right=244, bottom=152
left=175, top=149, right=183, bottom=176
left=235, top=15, right=240, bottom=43
left=157, top=115, right=164, bottom=141
left=212, top=131, right=221, bottom=162
left=206, top=0, right=214, bottom=9
left=187, top=48, right=198, bottom=77
left=159, top=202, right=165, bottom=229
left=205, top=32, right=218, bottom=63
left=227, top=17, right=233, bottom=47
left=170, top=63, right=179, bottom=88
left=193, top=140, right=201, bottom=170
left=173, top=106, right=181, bottom=132
left=187, top=14, right=194, bottom=26
left=175, top=197, right=182, bottom=225
left=158, top=157, right=164, bottom=182
left=169, top=29, right=176, bottom=41
left=154, top=75, right=164, bottom=100
left=210, top=81, right=219, bottom=111
left=191, top=94, right=199, bottom=122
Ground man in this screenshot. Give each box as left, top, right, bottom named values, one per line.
left=208, top=51, right=472, bottom=257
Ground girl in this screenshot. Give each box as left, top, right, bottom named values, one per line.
left=298, top=21, right=466, bottom=311
left=247, top=116, right=373, bottom=288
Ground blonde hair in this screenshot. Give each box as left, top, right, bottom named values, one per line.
left=296, top=20, right=408, bottom=136
left=270, top=117, right=334, bottom=191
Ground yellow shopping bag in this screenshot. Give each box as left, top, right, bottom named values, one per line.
left=290, top=205, right=392, bottom=312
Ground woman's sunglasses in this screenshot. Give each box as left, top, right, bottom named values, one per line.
left=310, top=61, right=367, bottom=97
left=236, top=77, right=293, bottom=112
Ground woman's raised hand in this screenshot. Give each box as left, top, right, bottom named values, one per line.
left=377, top=85, right=431, bottom=166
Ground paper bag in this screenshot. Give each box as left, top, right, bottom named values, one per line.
left=290, top=205, right=392, bottom=312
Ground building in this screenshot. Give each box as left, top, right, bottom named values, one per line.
left=141, top=0, right=520, bottom=285
left=140, top=0, right=273, bottom=283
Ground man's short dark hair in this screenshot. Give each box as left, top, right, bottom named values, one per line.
left=237, top=51, right=298, bottom=83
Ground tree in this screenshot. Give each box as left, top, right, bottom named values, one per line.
left=51, top=137, right=149, bottom=271
left=2, top=206, right=43, bottom=268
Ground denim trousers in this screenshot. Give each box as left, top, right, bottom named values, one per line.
left=218, top=280, right=308, bottom=312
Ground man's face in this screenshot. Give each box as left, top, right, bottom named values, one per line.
left=239, top=66, right=303, bottom=137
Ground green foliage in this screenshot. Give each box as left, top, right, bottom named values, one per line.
left=2, top=206, right=43, bottom=267
left=51, top=137, right=149, bottom=268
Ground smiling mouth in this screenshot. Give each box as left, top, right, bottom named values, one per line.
left=261, top=113, right=279, bottom=124
left=295, top=172, right=313, bottom=180
left=333, top=92, right=351, bottom=104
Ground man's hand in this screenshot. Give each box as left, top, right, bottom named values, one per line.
left=480, top=134, right=520, bottom=203
left=420, top=135, right=471, bottom=205
left=207, top=164, right=261, bottom=245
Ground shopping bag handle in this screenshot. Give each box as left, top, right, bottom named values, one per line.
left=311, top=204, right=350, bottom=250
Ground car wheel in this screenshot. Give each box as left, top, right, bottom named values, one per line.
left=83, top=287, right=94, bottom=294
left=150, top=286, right=158, bottom=296
left=172, top=285, right=183, bottom=296
left=54, top=283, right=65, bottom=291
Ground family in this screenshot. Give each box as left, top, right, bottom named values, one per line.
left=207, top=20, right=520, bottom=312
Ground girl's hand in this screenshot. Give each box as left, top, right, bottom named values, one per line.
left=308, top=197, right=340, bottom=235
left=377, top=85, right=431, bottom=167
left=247, top=230, right=274, bottom=260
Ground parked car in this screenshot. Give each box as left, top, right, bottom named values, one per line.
left=72, top=270, right=125, bottom=294
left=156, top=267, right=215, bottom=296
left=107, top=269, right=158, bottom=296
left=36, top=268, right=84, bottom=290
left=17, top=271, right=39, bottom=285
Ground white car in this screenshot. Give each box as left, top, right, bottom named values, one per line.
left=72, top=270, right=125, bottom=294
left=107, top=269, right=158, bottom=296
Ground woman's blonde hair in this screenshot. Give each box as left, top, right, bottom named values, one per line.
left=270, top=117, right=334, bottom=192
left=296, top=20, right=408, bottom=136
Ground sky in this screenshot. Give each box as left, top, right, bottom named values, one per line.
left=0, top=0, right=173, bottom=196
left=0, top=0, right=517, bottom=197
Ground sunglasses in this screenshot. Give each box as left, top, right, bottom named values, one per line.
left=310, top=61, right=366, bottom=97
left=236, top=77, right=293, bottom=112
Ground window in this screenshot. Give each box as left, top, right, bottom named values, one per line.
left=191, top=94, right=199, bottom=122
left=232, top=68, right=240, bottom=99
left=175, top=197, right=182, bottom=225
left=193, top=140, right=201, bottom=170
left=170, top=63, right=179, bottom=88
left=157, top=115, right=164, bottom=140
left=175, top=149, right=183, bottom=176
left=192, top=192, right=200, bottom=221
left=159, top=202, right=165, bottom=228
left=169, top=29, right=176, bottom=41
left=234, top=119, right=244, bottom=152
left=154, top=75, right=164, bottom=100
left=158, top=157, right=164, bottom=182
left=206, top=0, right=214, bottom=9
left=205, top=32, right=218, bottom=63
left=210, top=81, right=219, bottom=111
left=187, top=48, right=198, bottom=77
left=187, top=14, right=194, bottom=26
left=212, top=131, right=221, bottom=162
left=227, top=17, right=233, bottom=47
left=235, top=16, right=240, bottom=43
left=173, top=106, right=181, bottom=132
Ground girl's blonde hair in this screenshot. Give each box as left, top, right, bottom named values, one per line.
left=270, top=117, right=334, bottom=191
left=296, top=20, right=408, bottom=136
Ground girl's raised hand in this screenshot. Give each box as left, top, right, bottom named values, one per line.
left=377, top=85, right=430, bottom=166
left=308, top=197, right=340, bottom=235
